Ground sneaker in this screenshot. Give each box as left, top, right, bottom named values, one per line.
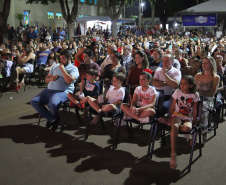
left=51, top=116, right=60, bottom=131
left=123, top=114, right=132, bottom=120
left=77, top=103, right=85, bottom=109
left=139, top=117, right=150, bottom=124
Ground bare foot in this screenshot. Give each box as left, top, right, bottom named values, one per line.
left=170, top=154, right=177, bottom=169
left=158, top=117, right=171, bottom=126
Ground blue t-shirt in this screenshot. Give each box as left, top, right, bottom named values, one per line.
left=83, top=81, right=100, bottom=97
left=48, top=63, right=79, bottom=94
left=36, top=50, right=52, bottom=66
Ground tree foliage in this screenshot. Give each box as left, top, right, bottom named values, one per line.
left=26, top=0, right=56, bottom=5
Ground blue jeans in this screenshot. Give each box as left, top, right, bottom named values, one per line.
left=30, top=89, right=68, bottom=122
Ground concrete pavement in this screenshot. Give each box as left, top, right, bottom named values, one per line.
left=0, top=85, right=226, bottom=185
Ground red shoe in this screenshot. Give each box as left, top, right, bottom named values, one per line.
left=69, top=101, right=76, bottom=106
left=77, top=103, right=85, bottom=109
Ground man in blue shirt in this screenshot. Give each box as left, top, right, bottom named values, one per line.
left=31, top=50, right=79, bottom=130
left=27, top=27, right=37, bottom=42
left=36, top=43, right=51, bottom=66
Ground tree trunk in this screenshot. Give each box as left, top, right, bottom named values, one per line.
left=0, top=0, right=11, bottom=28
left=67, top=22, right=75, bottom=41
left=138, top=0, right=142, bottom=27
left=151, top=4, right=155, bottom=27
left=111, top=19, right=117, bottom=39
left=0, top=0, right=11, bottom=43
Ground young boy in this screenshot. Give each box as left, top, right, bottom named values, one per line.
left=87, top=72, right=126, bottom=124
left=67, top=68, right=100, bottom=109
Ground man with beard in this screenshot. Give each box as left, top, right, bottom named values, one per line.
left=31, top=50, right=79, bottom=130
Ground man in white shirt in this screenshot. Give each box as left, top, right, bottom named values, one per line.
left=216, top=29, right=222, bottom=41
left=153, top=54, right=181, bottom=115
left=100, top=44, right=117, bottom=71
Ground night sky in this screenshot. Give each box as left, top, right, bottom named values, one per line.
left=125, top=0, right=152, bottom=18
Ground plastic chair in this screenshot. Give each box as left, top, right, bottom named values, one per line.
left=149, top=96, right=203, bottom=172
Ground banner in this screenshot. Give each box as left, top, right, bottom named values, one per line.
left=182, top=15, right=217, bottom=27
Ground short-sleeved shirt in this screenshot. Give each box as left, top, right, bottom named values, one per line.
left=48, top=63, right=79, bottom=94
left=134, top=86, right=158, bottom=107
left=172, top=89, right=200, bottom=121
left=83, top=81, right=100, bottom=97
left=153, top=66, right=181, bottom=95
left=106, top=85, right=125, bottom=104
left=36, top=50, right=52, bottom=66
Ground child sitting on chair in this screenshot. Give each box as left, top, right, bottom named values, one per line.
left=67, top=68, right=100, bottom=109
left=121, top=71, right=157, bottom=123
left=87, top=72, right=126, bottom=124
left=160, top=75, right=199, bottom=169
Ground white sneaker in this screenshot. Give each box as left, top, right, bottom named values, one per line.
left=123, top=114, right=132, bottom=120
left=139, top=117, right=150, bottom=123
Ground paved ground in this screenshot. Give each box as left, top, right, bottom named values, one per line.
left=0, top=85, right=226, bottom=185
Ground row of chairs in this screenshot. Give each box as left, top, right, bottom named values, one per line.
left=36, top=78, right=225, bottom=173
left=0, top=59, right=47, bottom=96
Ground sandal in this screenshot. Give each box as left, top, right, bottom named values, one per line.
left=90, top=115, right=100, bottom=124
left=170, top=154, right=177, bottom=169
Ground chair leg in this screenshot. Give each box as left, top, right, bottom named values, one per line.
left=113, top=117, right=122, bottom=149
left=100, top=117, right=105, bottom=130
left=85, top=112, right=92, bottom=140
left=198, top=129, right=202, bottom=156
left=147, top=123, right=156, bottom=159
left=75, top=108, right=82, bottom=123
left=148, top=123, right=158, bottom=159
left=24, top=75, right=27, bottom=92
left=60, top=106, right=67, bottom=132
left=38, top=114, right=41, bottom=126
left=129, top=121, right=134, bottom=138
left=126, top=120, right=132, bottom=138
left=188, top=132, right=197, bottom=172
left=161, top=129, right=166, bottom=147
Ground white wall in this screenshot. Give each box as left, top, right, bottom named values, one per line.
left=6, top=0, right=106, bottom=29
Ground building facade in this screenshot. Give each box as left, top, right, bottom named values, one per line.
left=0, top=0, right=107, bottom=29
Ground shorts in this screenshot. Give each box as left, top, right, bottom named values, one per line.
left=23, top=63, right=34, bottom=73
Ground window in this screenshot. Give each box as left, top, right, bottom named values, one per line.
left=79, top=15, right=84, bottom=18
left=94, top=0, right=97, bottom=4
left=89, top=0, right=92, bottom=3
left=80, top=0, right=84, bottom=2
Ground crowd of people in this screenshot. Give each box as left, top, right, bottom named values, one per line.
left=0, top=24, right=225, bottom=169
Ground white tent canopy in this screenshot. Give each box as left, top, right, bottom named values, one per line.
left=179, top=0, right=226, bottom=14
left=76, top=16, right=135, bottom=23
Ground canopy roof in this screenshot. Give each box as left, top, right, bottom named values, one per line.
left=179, top=0, right=226, bottom=14
left=76, top=16, right=135, bottom=23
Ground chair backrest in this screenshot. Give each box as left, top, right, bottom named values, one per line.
left=155, top=90, right=164, bottom=117
left=196, top=95, right=203, bottom=126
left=98, top=80, right=104, bottom=95
left=122, top=84, right=130, bottom=103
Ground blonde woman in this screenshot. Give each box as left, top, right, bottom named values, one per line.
left=194, top=57, right=220, bottom=143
